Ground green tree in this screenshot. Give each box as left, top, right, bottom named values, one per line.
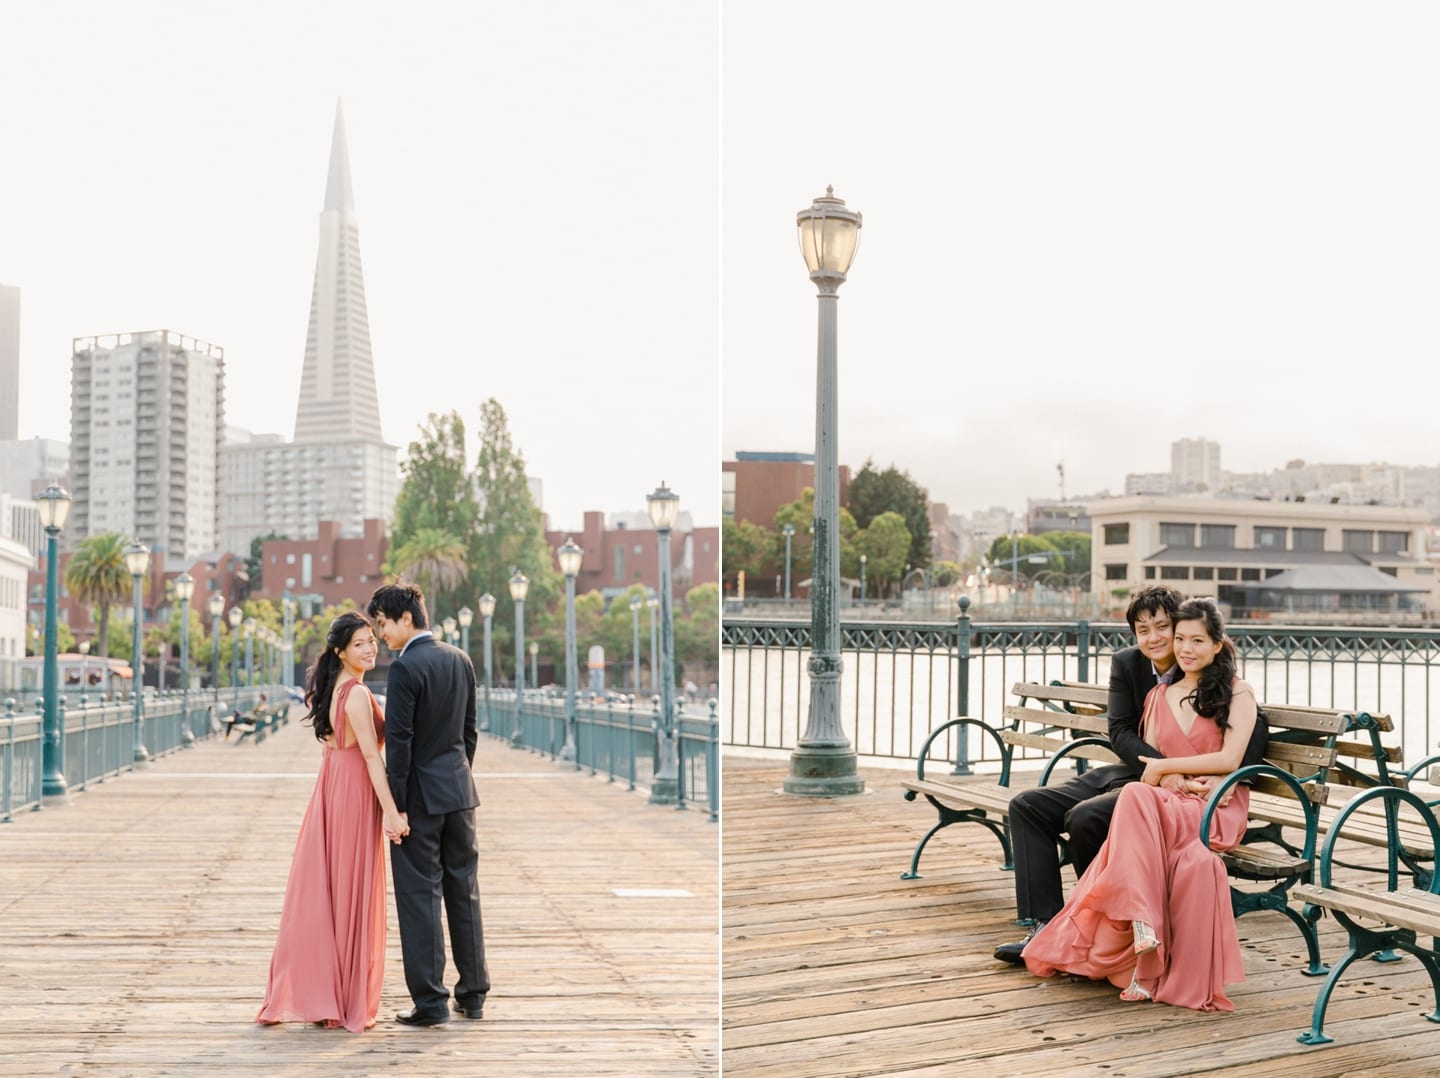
left=64, top=532, right=131, bottom=660
left=245, top=531, right=285, bottom=596
left=721, top=517, right=775, bottom=594
left=855, top=511, right=911, bottom=598
left=469, top=399, right=559, bottom=658
left=773, top=488, right=859, bottom=593
left=986, top=533, right=1062, bottom=585
left=387, top=527, right=470, bottom=615
left=846, top=460, right=932, bottom=570
left=675, top=583, right=719, bottom=665
left=392, top=411, right=479, bottom=551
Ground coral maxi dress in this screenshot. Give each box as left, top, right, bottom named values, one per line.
left=257, top=679, right=387, bottom=1031
left=1022, top=683, right=1250, bottom=1011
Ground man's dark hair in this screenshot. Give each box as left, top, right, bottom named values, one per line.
left=1124, top=584, right=1183, bottom=632
left=367, top=582, right=429, bottom=630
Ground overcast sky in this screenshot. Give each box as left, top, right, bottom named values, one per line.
left=1, top=1, right=718, bottom=532
left=721, top=3, right=1440, bottom=519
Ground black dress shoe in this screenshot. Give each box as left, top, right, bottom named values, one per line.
left=395, top=1008, right=450, bottom=1027
left=993, top=921, right=1048, bottom=965
left=452, top=996, right=485, bottom=1019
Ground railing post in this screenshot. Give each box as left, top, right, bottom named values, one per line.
left=1077, top=619, right=1091, bottom=684
left=952, top=596, right=973, bottom=776
left=707, top=698, right=720, bottom=823
left=675, top=700, right=688, bottom=811
left=3, top=698, right=14, bottom=822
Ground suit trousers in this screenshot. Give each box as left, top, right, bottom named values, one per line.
left=390, top=801, right=491, bottom=1014
left=1008, top=763, right=1136, bottom=923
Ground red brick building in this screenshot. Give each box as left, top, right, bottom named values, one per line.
left=254, top=519, right=388, bottom=613
left=722, top=452, right=851, bottom=529
left=544, top=512, right=718, bottom=600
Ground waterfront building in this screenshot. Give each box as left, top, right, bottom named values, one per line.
left=1087, top=494, right=1435, bottom=621
left=69, top=330, right=224, bottom=561
left=252, top=518, right=388, bottom=615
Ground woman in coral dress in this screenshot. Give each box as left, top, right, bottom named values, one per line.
left=1023, top=597, right=1258, bottom=1011
left=257, top=611, right=409, bottom=1032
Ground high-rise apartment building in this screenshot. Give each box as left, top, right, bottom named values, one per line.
left=223, top=101, right=397, bottom=553
left=70, top=330, right=225, bottom=560
left=0, top=284, right=19, bottom=441
left=1171, top=437, right=1221, bottom=491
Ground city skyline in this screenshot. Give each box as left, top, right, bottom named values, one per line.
left=721, top=3, right=1440, bottom=520
left=0, top=2, right=718, bottom=531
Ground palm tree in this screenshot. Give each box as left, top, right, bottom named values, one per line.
left=386, top=528, right=469, bottom=610
left=65, top=532, right=131, bottom=659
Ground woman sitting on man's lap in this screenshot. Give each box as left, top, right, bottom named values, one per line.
left=1022, top=597, right=1257, bottom=1011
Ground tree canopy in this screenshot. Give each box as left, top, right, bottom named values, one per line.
left=847, top=460, right=932, bottom=570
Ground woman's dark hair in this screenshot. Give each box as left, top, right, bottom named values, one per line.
left=303, top=611, right=373, bottom=742
left=1174, top=597, right=1239, bottom=730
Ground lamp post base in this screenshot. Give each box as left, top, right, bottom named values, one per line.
left=509, top=728, right=524, bottom=749
left=648, top=775, right=679, bottom=806
left=42, top=775, right=70, bottom=805
left=783, top=745, right=866, bottom=797
left=133, top=746, right=151, bottom=767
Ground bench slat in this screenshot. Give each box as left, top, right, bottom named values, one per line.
left=1001, top=705, right=1110, bottom=737
left=1220, top=844, right=1310, bottom=879
left=1000, top=731, right=1119, bottom=764
left=1010, top=682, right=1110, bottom=710
left=902, top=779, right=1012, bottom=815
left=1293, top=883, right=1440, bottom=938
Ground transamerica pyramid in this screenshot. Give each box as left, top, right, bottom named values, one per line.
left=292, top=100, right=385, bottom=444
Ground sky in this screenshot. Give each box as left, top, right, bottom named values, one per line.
left=721, top=3, right=1440, bottom=519
left=0, top=0, right=718, bottom=533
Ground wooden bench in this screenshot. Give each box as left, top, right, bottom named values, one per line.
left=901, top=680, right=1416, bottom=975
left=1291, top=785, right=1440, bottom=1045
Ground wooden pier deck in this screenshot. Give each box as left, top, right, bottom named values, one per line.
left=0, top=720, right=718, bottom=1077
left=723, top=756, right=1440, bottom=1078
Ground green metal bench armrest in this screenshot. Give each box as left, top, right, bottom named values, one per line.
left=1316, top=785, right=1440, bottom=893
left=1039, top=737, right=1114, bottom=788
left=913, top=717, right=1011, bottom=787
left=1199, top=764, right=1319, bottom=863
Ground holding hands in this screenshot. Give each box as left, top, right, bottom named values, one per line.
left=384, top=809, right=410, bottom=844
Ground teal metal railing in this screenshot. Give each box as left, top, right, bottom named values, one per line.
left=483, top=689, right=719, bottom=820
left=722, top=615, right=1440, bottom=770
left=2, top=686, right=272, bottom=821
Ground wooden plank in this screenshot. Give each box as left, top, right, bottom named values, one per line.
left=1010, top=681, right=1110, bottom=709
left=1293, top=883, right=1440, bottom=937
left=725, top=754, right=1440, bottom=1078
left=0, top=722, right=719, bottom=1076
left=1001, top=704, right=1110, bottom=736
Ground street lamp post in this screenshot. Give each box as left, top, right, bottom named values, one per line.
left=174, top=572, right=195, bottom=746
left=787, top=186, right=865, bottom=796
left=782, top=523, right=795, bottom=600
left=508, top=572, right=528, bottom=747
left=208, top=593, right=224, bottom=712
left=125, top=539, right=151, bottom=765
left=647, top=596, right=658, bottom=692
left=647, top=482, right=680, bottom=805
left=37, top=483, right=71, bottom=801
left=78, top=639, right=90, bottom=710
left=443, top=615, right=457, bottom=648
left=557, top=538, right=582, bottom=763
left=629, top=596, right=642, bottom=695
left=458, top=605, right=473, bottom=657
left=529, top=640, right=539, bottom=689
left=243, top=617, right=256, bottom=686
left=859, top=553, right=867, bottom=608
left=478, top=593, right=495, bottom=732
left=281, top=592, right=296, bottom=689
left=228, top=605, right=242, bottom=692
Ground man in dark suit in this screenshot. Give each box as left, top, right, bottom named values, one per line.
left=368, top=583, right=490, bottom=1026
left=993, top=583, right=1267, bottom=963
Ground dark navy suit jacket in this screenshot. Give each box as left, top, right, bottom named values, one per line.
left=384, top=633, right=480, bottom=816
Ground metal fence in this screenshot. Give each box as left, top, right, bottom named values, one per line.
left=482, top=688, right=719, bottom=820
left=2, top=686, right=270, bottom=821
left=721, top=616, right=1440, bottom=771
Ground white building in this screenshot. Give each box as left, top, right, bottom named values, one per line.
left=0, top=535, right=34, bottom=674
left=1087, top=494, right=1435, bottom=622
left=0, top=437, right=68, bottom=500
left=69, top=330, right=224, bottom=561
left=224, top=100, right=397, bottom=553
left=1171, top=437, right=1221, bottom=491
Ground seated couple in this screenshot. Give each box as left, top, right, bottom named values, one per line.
left=993, top=585, right=1266, bottom=1011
